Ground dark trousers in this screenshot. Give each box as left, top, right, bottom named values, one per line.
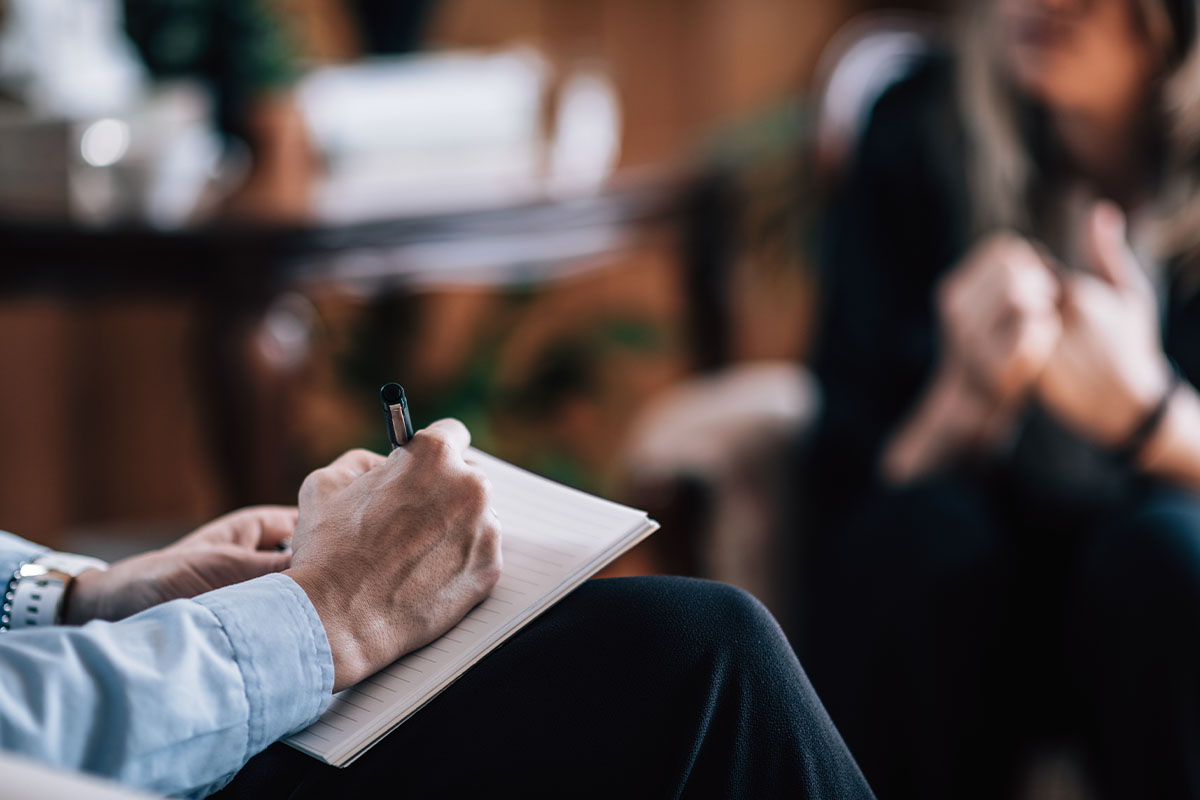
left=802, top=478, right=1200, bottom=800
left=217, top=577, right=875, bottom=800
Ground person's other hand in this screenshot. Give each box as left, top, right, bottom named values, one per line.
left=1037, top=203, right=1172, bottom=445
left=65, top=506, right=297, bottom=624
left=881, top=233, right=1061, bottom=483
left=284, top=419, right=502, bottom=692
left=937, top=231, right=1063, bottom=407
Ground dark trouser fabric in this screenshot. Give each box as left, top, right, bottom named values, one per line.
left=802, top=478, right=1200, bottom=800
left=216, top=577, right=875, bottom=800
left=1068, top=491, right=1200, bottom=798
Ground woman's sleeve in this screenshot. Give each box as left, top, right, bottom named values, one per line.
left=810, top=65, right=964, bottom=514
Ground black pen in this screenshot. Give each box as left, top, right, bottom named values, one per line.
left=380, top=383, right=415, bottom=450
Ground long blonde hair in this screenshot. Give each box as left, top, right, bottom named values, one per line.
left=958, top=0, right=1200, bottom=270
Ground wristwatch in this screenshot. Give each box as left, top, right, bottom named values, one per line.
left=1, top=553, right=108, bottom=631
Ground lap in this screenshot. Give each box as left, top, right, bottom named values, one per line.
left=217, top=576, right=873, bottom=800
left=1068, top=484, right=1200, bottom=653
left=1064, top=485, right=1200, bottom=799
left=1079, top=485, right=1200, bottom=587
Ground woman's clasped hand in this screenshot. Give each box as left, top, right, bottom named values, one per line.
left=935, top=202, right=1172, bottom=453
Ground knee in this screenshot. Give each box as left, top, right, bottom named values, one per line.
left=651, top=576, right=781, bottom=639
left=646, top=579, right=809, bottom=709
left=691, top=580, right=786, bottom=658
left=592, top=577, right=788, bottom=665
left=1068, top=493, right=1200, bottom=701
left=1090, top=492, right=1200, bottom=590
left=1080, top=490, right=1200, bottom=623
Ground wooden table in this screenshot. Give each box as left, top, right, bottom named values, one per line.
left=1, top=177, right=684, bottom=508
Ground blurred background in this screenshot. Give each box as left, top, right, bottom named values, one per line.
left=5, top=2, right=1181, bottom=799
left=0, top=0, right=938, bottom=573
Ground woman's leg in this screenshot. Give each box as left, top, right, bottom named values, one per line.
left=1067, top=487, right=1200, bottom=799
left=218, top=577, right=875, bottom=800
left=802, top=477, right=1018, bottom=800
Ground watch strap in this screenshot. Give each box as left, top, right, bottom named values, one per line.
left=1, top=553, right=108, bottom=631
left=9, top=564, right=70, bottom=628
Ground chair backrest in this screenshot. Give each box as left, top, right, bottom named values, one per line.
left=812, top=12, right=940, bottom=182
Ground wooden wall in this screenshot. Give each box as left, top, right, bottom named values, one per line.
left=430, top=0, right=849, bottom=168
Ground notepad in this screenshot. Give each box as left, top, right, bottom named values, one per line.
left=285, top=448, right=660, bottom=766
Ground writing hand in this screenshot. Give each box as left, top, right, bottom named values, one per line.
left=285, top=419, right=502, bottom=692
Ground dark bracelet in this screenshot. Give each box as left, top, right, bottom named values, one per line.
left=1114, top=367, right=1183, bottom=464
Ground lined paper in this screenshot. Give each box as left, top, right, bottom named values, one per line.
left=285, top=448, right=659, bottom=766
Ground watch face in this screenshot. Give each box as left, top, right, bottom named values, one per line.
left=34, top=553, right=108, bottom=577
left=18, top=563, right=53, bottom=580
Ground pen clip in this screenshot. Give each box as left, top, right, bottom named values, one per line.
left=380, top=382, right=415, bottom=450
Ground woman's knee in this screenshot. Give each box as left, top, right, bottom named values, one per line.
left=1076, top=489, right=1200, bottom=634
left=1067, top=491, right=1200, bottom=770
left=1086, top=490, right=1200, bottom=596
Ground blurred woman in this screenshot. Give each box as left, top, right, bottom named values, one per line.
left=806, top=1, right=1200, bottom=798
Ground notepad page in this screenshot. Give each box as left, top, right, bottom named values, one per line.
left=285, top=448, right=657, bottom=765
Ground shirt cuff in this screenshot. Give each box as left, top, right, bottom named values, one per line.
left=193, top=573, right=335, bottom=759
left=0, top=531, right=48, bottom=579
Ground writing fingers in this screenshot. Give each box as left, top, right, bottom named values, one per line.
left=299, top=448, right=388, bottom=505
left=174, top=505, right=298, bottom=551
left=236, top=549, right=293, bottom=576
left=249, top=506, right=299, bottom=550
left=211, top=505, right=299, bottom=550
left=411, top=418, right=472, bottom=459
left=326, top=448, right=388, bottom=477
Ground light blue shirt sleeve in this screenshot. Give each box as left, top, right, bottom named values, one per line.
left=0, top=530, right=49, bottom=577
left=0, top=530, right=334, bottom=799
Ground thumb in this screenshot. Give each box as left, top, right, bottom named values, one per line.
left=1083, top=202, right=1145, bottom=292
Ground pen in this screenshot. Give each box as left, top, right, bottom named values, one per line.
left=380, top=382, right=415, bottom=450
